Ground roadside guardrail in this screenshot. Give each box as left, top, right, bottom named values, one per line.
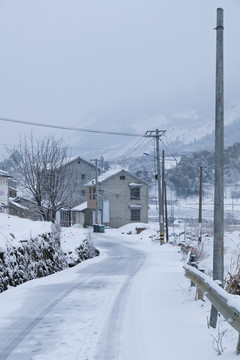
left=184, top=264, right=240, bottom=353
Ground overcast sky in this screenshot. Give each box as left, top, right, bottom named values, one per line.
left=0, top=0, right=239, bottom=159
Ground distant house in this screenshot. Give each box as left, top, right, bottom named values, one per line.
left=71, top=201, right=92, bottom=227
left=9, top=197, right=43, bottom=221
left=0, top=170, right=11, bottom=214
left=86, top=169, right=148, bottom=228
left=9, top=155, right=100, bottom=222
left=61, top=156, right=100, bottom=209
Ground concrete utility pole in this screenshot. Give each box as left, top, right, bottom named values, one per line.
left=210, top=8, right=224, bottom=329
left=145, top=129, right=166, bottom=244
left=198, top=166, right=203, bottom=245
left=164, top=181, right=169, bottom=243
left=162, top=150, right=165, bottom=232
left=91, top=158, right=99, bottom=224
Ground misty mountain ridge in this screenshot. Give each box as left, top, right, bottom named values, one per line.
left=162, top=101, right=240, bottom=152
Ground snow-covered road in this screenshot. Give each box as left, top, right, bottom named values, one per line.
left=0, top=229, right=238, bottom=359
left=0, top=234, right=146, bottom=360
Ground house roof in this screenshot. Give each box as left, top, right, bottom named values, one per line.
left=63, top=156, right=100, bottom=170
left=9, top=199, right=30, bottom=211
left=0, top=169, right=10, bottom=177
left=86, top=168, right=148, bottom=186
left=71, top=201, right=88, bottom=212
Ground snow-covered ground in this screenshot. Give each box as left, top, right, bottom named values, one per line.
left=0, top=214, right=240, bottom=358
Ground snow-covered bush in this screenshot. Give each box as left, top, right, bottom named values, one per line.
left=0, top=228, right=99, bottom=293
left=65, top=233, right=100, bottom=267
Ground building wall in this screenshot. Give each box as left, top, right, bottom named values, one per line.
left=99, top=171, right=148, bottom=228
left=0, top=176, right=9, bottom=212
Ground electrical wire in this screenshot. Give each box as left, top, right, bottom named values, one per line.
left=110, top=137, right=154, bottom=163
left=109, top=136, right=146, bottom=162
left=0, top=116, right=145, bottom=138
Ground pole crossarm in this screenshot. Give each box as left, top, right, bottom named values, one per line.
left=144, top=130, right=166, bottom=138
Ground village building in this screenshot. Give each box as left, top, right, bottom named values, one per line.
left=86, top=169, right=148, bottom=228
left=60, top=156, right=100, bottom=208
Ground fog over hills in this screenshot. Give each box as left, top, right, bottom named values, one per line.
left=161, top=101, right=240, bottom=153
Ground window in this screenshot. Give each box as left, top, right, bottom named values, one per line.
left=81, top=174, right=86, bottom=180
left=130, top=187, right=140, bottom=200
left=131, top=209, right=140, bottom=221
left=81, top=190, right=86, bottom=196
left=89, top=187, right=95, bottom=200
left=120, top=175, right=125, bottom=180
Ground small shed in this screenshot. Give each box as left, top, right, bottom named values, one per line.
left=71, top=202, right=92, bottom=227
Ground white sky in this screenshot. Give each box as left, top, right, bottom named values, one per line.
left=0, top=0, right=239, bottom=157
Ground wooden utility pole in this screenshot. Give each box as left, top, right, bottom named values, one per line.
left=210, top=8, right=224, bottom=329
left=198, top=166, right=203, bottom=245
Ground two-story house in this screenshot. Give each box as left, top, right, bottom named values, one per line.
left=86, top=169, right=148, bottom=228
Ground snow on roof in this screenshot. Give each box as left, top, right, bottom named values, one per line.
left=71, top=201, right=88, bottom=212
left=0, top=169, right=10, bottom=177
left=10, top=200, right=29, bottom=211
left=85, top=167, right=122, bottom=186
left=85, top=168, right=148, bottom=186
left=128, top=182, right=143, bottom=187
left=129, top=204, right=143, bottom=209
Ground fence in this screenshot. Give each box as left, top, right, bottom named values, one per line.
left=184, top=264, right=240, bottom=353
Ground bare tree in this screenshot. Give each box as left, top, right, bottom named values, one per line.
left=10, top=134, right=78, bottom=222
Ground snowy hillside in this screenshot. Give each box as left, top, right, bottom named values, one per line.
left=162, top=101, right=240, bottom=152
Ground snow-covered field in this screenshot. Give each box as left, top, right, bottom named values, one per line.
left=0, top=214, right=240, bottom=358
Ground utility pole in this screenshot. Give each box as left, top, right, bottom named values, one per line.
left=210, top=8, right=224, bottom=328
left=164, top=181, right=169, bottom=243
left=198, top=166, right=203, bottom=245
left=145, top=129, right=166, bottom=244
left=91, top=158, right=99, bottom=224
left=162, top=150, right=165, bottom=234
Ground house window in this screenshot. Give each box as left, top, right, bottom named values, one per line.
left=89, top=187, right=96, bottom=200
left=90, top=187, right=96, bottom=200
left=81, top=174, right=86, bottom=180
left=120, top=175, right=125, bottom=180
left=81, top=190, right=86, bottom=196
left=131, top=209, right=140, bottom=221
left=130, top=187, right=140, bottom=200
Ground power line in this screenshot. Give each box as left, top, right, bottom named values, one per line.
left=0, top=116, right=144, bottom=137
left=110, top=137, right=154, bottom=163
